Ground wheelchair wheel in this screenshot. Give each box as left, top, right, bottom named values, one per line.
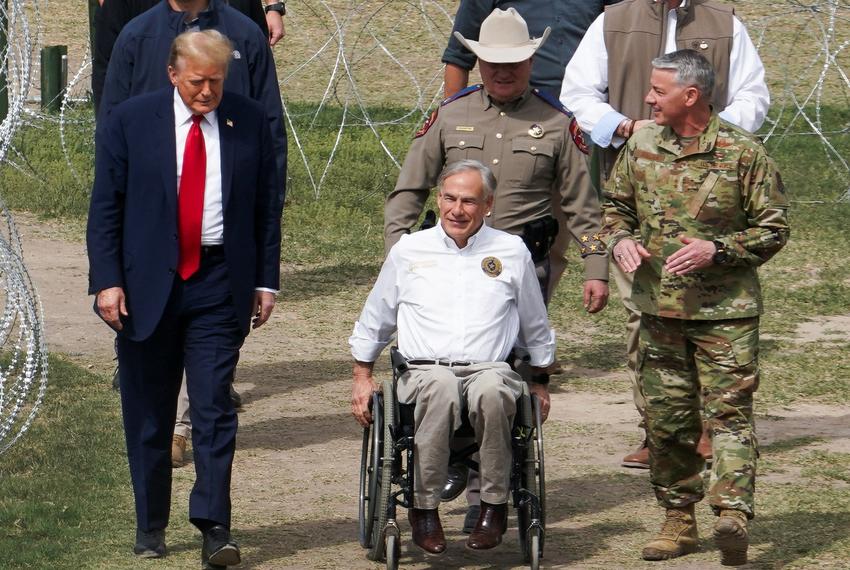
left=367, top=379, right=396, bottom=561
left=359, top=391, right=383, bottom=549
left=518, top=394, right=546, bottom=565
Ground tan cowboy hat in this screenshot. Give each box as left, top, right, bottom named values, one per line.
left=454, top=7, right=550, bottom=64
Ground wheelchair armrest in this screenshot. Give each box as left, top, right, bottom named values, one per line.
left=517, top=382, right=534, bottom=429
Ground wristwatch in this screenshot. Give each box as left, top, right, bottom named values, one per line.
left=264, top=2, right=285, bottom=15
left=712, top=240, right=730, bottom=265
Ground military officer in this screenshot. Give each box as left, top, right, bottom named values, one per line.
left=600, top=50, right=788, bottom=566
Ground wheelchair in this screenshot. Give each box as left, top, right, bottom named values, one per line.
left=358, top=348, right=546, bottom=569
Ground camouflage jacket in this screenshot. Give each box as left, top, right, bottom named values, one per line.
left=600, top=114, right=789, bottom=320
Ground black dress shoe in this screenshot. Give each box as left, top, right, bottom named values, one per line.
left=134, top=528, right=166, bottom=558
left=230, top=385, right=243, bottom=410
left=440, top=463, right=469, bottom=502
left=202, top=525, right=241, bottom=567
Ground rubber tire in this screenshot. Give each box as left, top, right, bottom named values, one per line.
left=385, top=532, right=399, bottom=570
left=529, top=531, right=540, bottom=570
left=359, top=391, right=383, bottom=549
left=534, top=395, right=546, bottom=556
left=367, top=380, right=395, bottom=561
left=519, top=395, right=546, bottom=563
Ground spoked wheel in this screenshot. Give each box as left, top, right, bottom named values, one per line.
left=367, top=380, right=396, bottom=561
left=359, top=391, right=383, bottom=549
left=519, top=394, right=546, bottom=566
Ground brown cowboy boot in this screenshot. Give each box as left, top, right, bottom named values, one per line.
left=714, top=509, right=748, bottom=566
left=642, top=504, right=699, bottom=560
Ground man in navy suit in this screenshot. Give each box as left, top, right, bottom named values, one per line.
left=87, top=30, right=283, bottom=569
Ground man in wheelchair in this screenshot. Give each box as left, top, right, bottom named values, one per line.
left=350, top=160, right=554, bottom=555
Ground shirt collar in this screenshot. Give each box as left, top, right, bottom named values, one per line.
left=657, top=112, right=720, bottom=158
left=436, top=219, right=490, bottom=251
left=173, top=87, right=218, bottom=129
left=480, top=86, right=533, bottom=112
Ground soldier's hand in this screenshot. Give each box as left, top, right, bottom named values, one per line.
left=613, top=239, right=651, bottom=273
left=665, top=236, right=716, bottom=275
left=583, top=279, right=609, bottom=313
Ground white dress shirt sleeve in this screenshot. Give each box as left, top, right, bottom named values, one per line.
left=718, top=17, right=770, bottom=133
left=560, top=14, right=628, bottom=148
left=349, top=248, right=400, bottom=363
left=513, top=251, right=556, bottom=368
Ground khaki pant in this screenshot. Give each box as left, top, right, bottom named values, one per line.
left=397, top=362, right=523, bottom=510
left=611, top=262, right=644, bottom=426
left=175, top=376, right=192, bottom=439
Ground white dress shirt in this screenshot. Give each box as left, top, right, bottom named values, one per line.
left=174, top=88, right=223, bottom=246
left=560, top=0, right=770, bottom=148
left=349, top=222, right=556, bottom=367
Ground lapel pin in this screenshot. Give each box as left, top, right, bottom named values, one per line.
left=226, top=119, right=234, bottom=127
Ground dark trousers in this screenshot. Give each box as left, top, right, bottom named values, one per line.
left=117, top=251, right=244, bottom=532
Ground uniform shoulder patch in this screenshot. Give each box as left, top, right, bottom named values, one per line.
left=440, top=84, right=483, bottom=107
left=531, top=89, right=589, bottom=155
left=414, top=108, right=439, bottom=138
left=569, top=117, right=590, bottom=155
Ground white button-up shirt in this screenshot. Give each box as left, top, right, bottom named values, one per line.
left=349, top=222, right=555, bottom=367
left=174, top=88, right=223, bottom=246
left=560, top=0, right=770, bottom=148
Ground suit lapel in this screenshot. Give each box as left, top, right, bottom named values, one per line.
left=218, top=97, right=236, bottom=215
left=157, top=92, right=177, bottom=214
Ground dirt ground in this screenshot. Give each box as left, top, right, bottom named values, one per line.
left=16, top=211, right=850, bottom=570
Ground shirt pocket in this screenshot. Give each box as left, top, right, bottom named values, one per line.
left=507, top=138, right=555, bottom=188
left=445, top=133, right=485, bottom=163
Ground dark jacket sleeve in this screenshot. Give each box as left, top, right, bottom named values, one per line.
left=87, top=107, right=129, bottom=294
left=246, top=29, right=287, bottom=199
left=254, top=113, right=283, bottom=290
left=441, top=0, right=497, bottom=69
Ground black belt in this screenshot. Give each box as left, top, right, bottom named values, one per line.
left=201, top=244, right=224, bottom=257
left=408, top=359, right=473, bottom=367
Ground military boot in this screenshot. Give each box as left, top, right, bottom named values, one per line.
left=714, top=509, right=748, bottom=566
left=642, top=504, right=699, bottom=561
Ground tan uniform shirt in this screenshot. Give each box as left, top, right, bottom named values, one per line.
left=384, top=85, right=608, bottom=281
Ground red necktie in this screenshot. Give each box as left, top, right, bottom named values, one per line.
left=177, top=114, right=206, bottom=280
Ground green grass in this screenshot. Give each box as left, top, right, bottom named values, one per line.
left=0, top=357, right=134, bottom=568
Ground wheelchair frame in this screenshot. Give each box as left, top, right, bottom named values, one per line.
left=358, top=359, right=546, bottom=569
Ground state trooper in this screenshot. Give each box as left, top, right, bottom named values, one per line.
left=384, top=7, right=609, bottom=531
left=600, top=50, right=788, bottom=566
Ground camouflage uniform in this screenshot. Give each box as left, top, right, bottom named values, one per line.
left=385, top=84, right=608, bottom=296
left=600, top=114, right=789, bottom=517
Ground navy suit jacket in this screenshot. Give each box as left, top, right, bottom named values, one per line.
left=87, top=88, right=283, bottom=341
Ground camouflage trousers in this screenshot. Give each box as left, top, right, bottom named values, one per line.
left=639, top=314, right=759, bottom=519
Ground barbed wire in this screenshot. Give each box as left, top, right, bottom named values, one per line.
left=0, top=0, right=49, bottom=456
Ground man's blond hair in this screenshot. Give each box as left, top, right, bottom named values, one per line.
left=168, top=30, right=234, bottom=74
